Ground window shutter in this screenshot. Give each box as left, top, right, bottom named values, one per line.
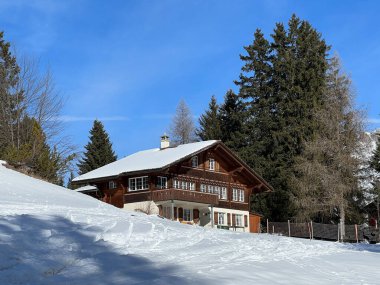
left=158, top=205, right=163, bottom=216
left=227, top=213, right=231, bottom=226
left=244, top=215, right=248, bottom=227
left=214, top=212, right=218, bottom=225
left=174, top=207, right=177, bottom=220
left=232, top=214, right=236, bottom=226
left=193, top=209, right=199, bottom=220
left=178, top=207, right=183, bottom=220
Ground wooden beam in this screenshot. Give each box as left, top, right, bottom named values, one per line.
left=229, top=166, right=244, bottom=175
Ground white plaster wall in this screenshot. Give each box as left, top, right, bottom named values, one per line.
left=123, top=201, right=159, bottom=215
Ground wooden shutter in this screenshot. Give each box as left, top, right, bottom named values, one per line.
left=214, top=212, right=218, bottom=225
left=193, top=209, right=199, bottom=220
left=227, top=213, right=231, bottom=226
left=174, top=207, right=177, bottom=220
left=178, top=207, right=183, bottom=220
left=232, top=214, right=236, bottom=226
left=244, top=215, right=248, bottom=227
left=158, top=205, right=163, bottom=216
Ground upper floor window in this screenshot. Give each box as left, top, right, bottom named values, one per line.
left=109, top=181, right=117, bottom=189
left=156, top=176, right=167, bottom=189
left=209, top=158, right=215, bottom=171
left=173, top=180, right=180, bottom=189
left=232, top=188, right=244, bottom=202
left=129, top=176, right=149, bottom=191
left=191, top=156, right=198, bottom=168
left=200, top=184, right=206, bottom=193
left=220, top=187, right=227, bottom=200
left=189, top=182, right=195, bottom=191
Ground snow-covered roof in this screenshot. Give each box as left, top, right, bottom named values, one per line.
left=73, top=140, right=219, bottom=182
left=74, top=185, right=98, bottom=192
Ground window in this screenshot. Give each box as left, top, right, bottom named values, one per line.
left=214, top=186, right=221, bottom=196
left=183, top=209, right=191, bottom=221
left=207, top=185, right=214, bottom=193
left=109, top=181, right=117, bottom=189
left=218, top=212, right=225, bottom=225
left=181, top=181, right=188, bottom=190
left=220, top=187, right=227, bottom=200
left=235, top=214, right=243, bottom=226
left=173, top=180, right=180, bottom=189
left=200, top=184, right=206, bottom=193
left=189, top=182, right=195, bottom=191
left=129, top=177, right=149, bottom=191
left=191, top=156, right=198, bottom=167
left=156, top=176, right=167, bottom=189
left=232, top=188, right=244, bottom=202
left=209, top=158, right=215, bottom=171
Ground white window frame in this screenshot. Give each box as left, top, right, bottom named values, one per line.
left=129, top=176, right=149, bottom=191
left=109, top=181, right=117, bottom=189
left=218, top=212, right=225, bottom=225
left=239, top=189, right=244, bottom=202
left=235, top=214, right=243, bottom=226
left=189, top=182, right=195, bottom=191
left=157, top=176, right=167, bottom=189
left=220, top=187, right=227, bottom=200
left=183, top=208, right=191, bottom=221
left=214, top=186, right=220, bottom=196
left=209, top=158, right=215, bottom=171
left=200, top=184, right=206, bottom=193
left=173, top=180, right=180, bottom=189
left=191, top=156, right=198, bottom=168
left=232, top=188, right=244, bottom=202
left=181, top=181, right=188, bottom=190
left=207, top=185, right=214, bottom=193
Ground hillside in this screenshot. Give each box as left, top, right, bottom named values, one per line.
left=0, top=161, right=379, bottom=284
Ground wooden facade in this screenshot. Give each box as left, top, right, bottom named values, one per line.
left=73, top=141, right=272, bottom=233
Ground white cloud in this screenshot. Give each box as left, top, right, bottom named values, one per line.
left=368, top=118, right=380, bottom=124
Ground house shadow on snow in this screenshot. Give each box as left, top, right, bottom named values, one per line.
left=0, top=214, right=209, bottom=285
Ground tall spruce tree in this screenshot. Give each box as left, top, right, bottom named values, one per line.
left=370, top=132, right=380, bottom=222
left=77, top=120, right=117, bottom=175
left=196, top=96, right=222, bottom=141
left=219, top=90, right=247, bottom=152
left=235, top=15, right=329, bottom=221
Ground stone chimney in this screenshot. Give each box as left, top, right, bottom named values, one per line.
left=160, top=133, right=170, bottom=149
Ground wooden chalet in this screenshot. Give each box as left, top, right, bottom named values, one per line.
left=72, top=135, right=272, bottom=233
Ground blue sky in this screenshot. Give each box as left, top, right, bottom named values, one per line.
left=1, top=0, right=379, bottom=160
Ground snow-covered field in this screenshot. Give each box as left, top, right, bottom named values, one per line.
left=1, top=162, right=379, bottom=284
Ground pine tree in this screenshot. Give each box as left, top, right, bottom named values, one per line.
left=370, top=132, right=380, bottom=222
left=169, top=99, right=196, bottom=145
left=196, top=96, right=222, bottom=141
left=77, top=120, right=117, bottom=175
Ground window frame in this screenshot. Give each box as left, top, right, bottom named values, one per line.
left=209, top=158, right=215, bottom=171
left=220, top=187, right=227, bottom=200
left=235, top=214, right=243, bottom=226
left=218, top=212, right=225, bottom=225
left=156, top=176, right=167, bottom=189
left=191, top=156, right=198, bottom=168
left=129, top=176, right=149, bottom=191
left=108, top=181, right=117, bottom=189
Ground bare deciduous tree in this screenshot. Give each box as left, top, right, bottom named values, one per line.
left=292, top=55, right=365, bottom=235
left=169, top=99, right=196, bottom=145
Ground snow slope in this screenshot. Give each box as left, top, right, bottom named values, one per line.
left=0, top=162, right=379, bottom=285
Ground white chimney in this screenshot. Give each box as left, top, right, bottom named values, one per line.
left=160, top=134, right=170, bottom=149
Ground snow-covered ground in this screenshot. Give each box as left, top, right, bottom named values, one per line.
left=1, top=161, right=379, bottom=285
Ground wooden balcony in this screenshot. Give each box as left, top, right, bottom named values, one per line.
left=151, top=189, right=219, bottom=205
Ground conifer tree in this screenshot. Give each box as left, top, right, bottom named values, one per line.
left=235, top=15, right=329, bottom=221
left=77, top=120, right=117, bottom=175
left=196, top=96, right=222, bottom=141
left=219, top=90, right=247, bottom=152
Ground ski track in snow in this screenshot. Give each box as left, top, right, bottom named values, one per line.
left=1, top=163, right=380, bottom=284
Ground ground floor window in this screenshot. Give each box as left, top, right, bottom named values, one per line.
left=218, top=212, right=225, bottom=225
left=183, top=209, right=191, bottom=221
left=235, top=214, right=243, bottom=226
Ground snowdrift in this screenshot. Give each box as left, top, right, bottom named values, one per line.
left=0, top=161, right=379, bottom=284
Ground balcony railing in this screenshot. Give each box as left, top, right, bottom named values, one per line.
left=151, top=188, right=219, bottom=205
